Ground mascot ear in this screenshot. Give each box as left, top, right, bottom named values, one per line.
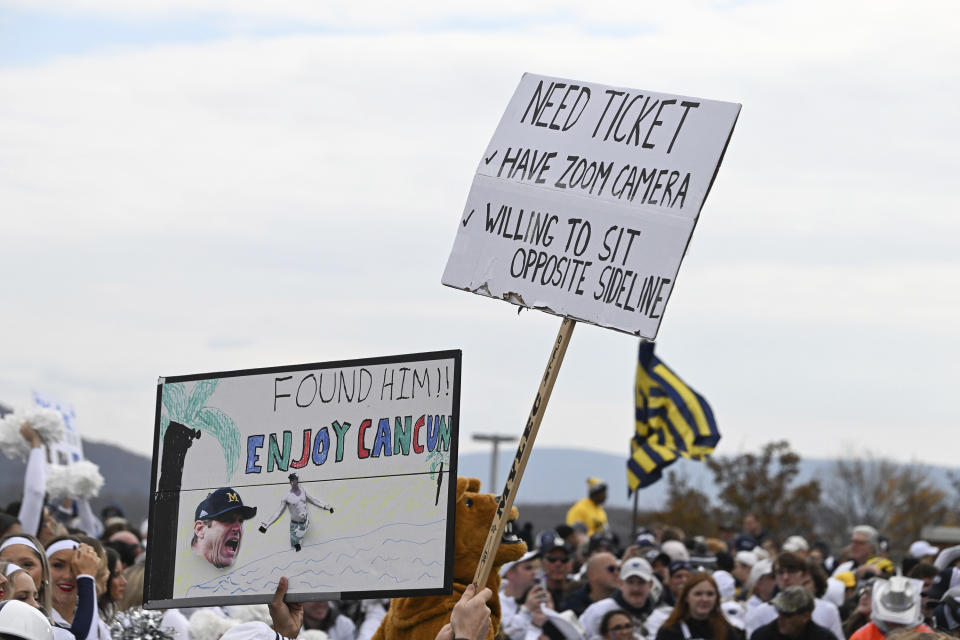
left=457, top=477, right=481, bottom=501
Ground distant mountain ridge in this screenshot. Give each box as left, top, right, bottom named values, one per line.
left=0, top=440, right=153, bottom=526
left=2, top=442, right=958, bottom=529
left=457, top=448, right=960, bottom=510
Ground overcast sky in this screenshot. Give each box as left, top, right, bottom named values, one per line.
left=2, top=1, right=958, bottom=473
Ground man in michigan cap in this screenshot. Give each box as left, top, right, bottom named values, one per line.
left=259, top=473, right=334, bottom=552
left=192, top=487, right=258, bottom=568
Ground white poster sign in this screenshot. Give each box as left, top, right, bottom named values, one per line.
left=442, top=73, right=740, bottom=338
left=145, top=350, right=461, bottom=608
left=33, top=391, right=84, bottom=465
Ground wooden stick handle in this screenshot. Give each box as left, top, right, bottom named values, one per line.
left=472, top=318, right=576, bottom=588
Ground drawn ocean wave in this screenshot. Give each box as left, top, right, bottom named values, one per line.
left=411, top=557, right=441, bottom=567
left=336, top=546, right=374, bottom=562
left=371, top=555, right=401, bottom=563
left=185, top=519, right=447, bottom=598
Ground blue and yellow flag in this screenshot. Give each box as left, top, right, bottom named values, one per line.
left=628, top=341, right=719, bottom=493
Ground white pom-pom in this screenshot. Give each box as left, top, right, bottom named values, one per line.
left=67, top=460, right=103, bottom=498
left=189, top=609, right=239, bottom=640
left=46, top=461, right=104, bottom=500
left=0, top=418, right=29, bottom=460
left=46, top=464, right=72, bottom=499
left=23, top=408, right=66, bottom=444
left=227, top=604, right=271, bottom=624
left=301, top=630, right=329, bottom=640
left=0, top=408, right=66, bottom=460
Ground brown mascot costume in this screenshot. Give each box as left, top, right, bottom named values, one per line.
left=371, top=477, right=527, bottom=640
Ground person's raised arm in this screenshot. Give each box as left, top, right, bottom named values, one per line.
left=70, top=543, right=102, bottom=640
left=260, top=497, right=288, bottom=532
left=75, top=500, right=102, bottom=538
left=305, top=491, right=333, bottom=513
left=17, top=423, right=46, bottom=537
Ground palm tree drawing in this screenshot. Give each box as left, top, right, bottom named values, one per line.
left=159, top=379, right=241, bottom=483
left=426, top=447, right=448, bottom=480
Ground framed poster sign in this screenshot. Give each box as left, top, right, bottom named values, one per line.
left=144, top=350, right=461, bottom=608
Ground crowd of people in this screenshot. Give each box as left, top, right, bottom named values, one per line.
left=1, top=422, right=959, bottom=640
left=496, top=478, right=960, bottom=640
left=0, top=423, right=344, bottom=640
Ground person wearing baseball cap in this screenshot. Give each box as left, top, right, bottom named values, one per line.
left=664, top=561, right=693, bottom=607
left=580, top=557, right=658, bottom=639
left=192, top=487, right=258, bottom=568
left=500, top=549, right=547, bottom=640
left=732, top=552, right=757, bottom=601
left=747, top=560, right=776, bottom=612
left=910, top=541, right=940, bottom=563
left=259, top=473, right=334, bottom=553
left=902, top=541, right=940, bottom=577
left=932, top=585, right=960, bottom=634
left=746, top=553, right=844, bottom=640
left=537, top=531, right=575, bottom=610
left=750, top=586, right=834, bottom=640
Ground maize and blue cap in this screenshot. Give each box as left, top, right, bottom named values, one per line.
left=195, top=487, right=258, bottom=522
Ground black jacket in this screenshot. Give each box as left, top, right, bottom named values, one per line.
left=750, top=619, right=835, bottom=640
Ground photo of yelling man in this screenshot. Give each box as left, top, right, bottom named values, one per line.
left=191, top=487, right=258, bottom=568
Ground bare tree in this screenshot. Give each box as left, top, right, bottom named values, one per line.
left=947, top=471, right=960, bottom=517
left=821, top=453, right=949, bottom=551
left=706, top=440, right=821, bottom=540
left=656, top=470, right=718, bottom=537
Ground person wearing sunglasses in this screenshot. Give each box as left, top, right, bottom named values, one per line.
left=562, top=552, right=621, bottom=616
left=580, top=558, right=658, bottom=639
left=538, top=532, right=575, bottom=612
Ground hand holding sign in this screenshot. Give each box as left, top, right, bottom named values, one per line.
left=146, top=351, right=461, bottom=609
left=443, top=73, right=739, bottom=588
left=268, top=577, right=303, bottom=639
left=449, top=584, right=493, bottom=640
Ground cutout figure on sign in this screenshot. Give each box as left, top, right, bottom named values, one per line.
left=192, top=487, right=258, bottom=568
left=259, top=473, right=334, bottom=552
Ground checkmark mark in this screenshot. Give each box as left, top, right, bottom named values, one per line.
left=484, top=150, right=498, bottom=165
left=462, top=209, right=475, bottom=227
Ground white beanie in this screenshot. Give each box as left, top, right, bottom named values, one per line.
left=220, top=622, right=277, bottom=640
left=824, top=578, right=846, bottom=607
left=713, top=570, right=736, bottom=602
left=188, top=609, right=240, bottom=640
left=748, top=559, right=774, bottom=590
left=782, top=536, right=809, bottom=553
left=661, top=540, right=690, bottom=562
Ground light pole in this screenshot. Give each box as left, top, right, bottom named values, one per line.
left=472, top=433, right=518, bottom=492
